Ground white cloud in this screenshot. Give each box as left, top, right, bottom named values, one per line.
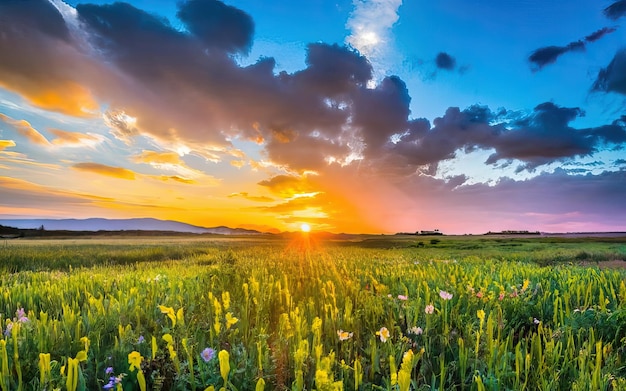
left=346, top=0, right=402, bottom=79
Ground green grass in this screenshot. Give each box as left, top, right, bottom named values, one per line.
left=0, top=235, right=624, bottom=390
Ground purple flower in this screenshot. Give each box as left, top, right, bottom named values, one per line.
left=439, top=290, right=453, bottom=300
left=137, top=335, right=145, bottom=344
left=16, top=308, right=25, bottom=319
left=4, top=322, right=13, bottom=337
left=105, top=367, right=114, bottom=375
left=201, top=347, right=216, bottom=362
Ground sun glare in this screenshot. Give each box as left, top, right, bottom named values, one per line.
left=300, top=223, right=311, bottom=233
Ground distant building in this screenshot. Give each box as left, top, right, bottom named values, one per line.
left=418, top=229, right=443, bottom=236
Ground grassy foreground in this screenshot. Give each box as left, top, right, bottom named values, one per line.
left=0, top=235, right=625, bottom=390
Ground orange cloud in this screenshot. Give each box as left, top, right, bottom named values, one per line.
left=0, top=77, right=99, bottom=118
left=133, top=150, right=183, bottom=165
left=49, top=128, right=104, bottom=147
left=0, top=113, right=50, bottom=145
left=0, top=140, right=16, bottom=150
left=257, top=174, right=315, bottom=198
left=230, top=160, right=245, bottom=168
left=228, top=192, right=274, bottom=202
left=72, top=162, right=137, bottom=180
left=159, top=175, right=196, bottom=184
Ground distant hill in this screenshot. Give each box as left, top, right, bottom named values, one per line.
left=0, top=218, right=265, bottom=235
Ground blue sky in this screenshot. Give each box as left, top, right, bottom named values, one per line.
left=0, top=0, right=625, bottom=233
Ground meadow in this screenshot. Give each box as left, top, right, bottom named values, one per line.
left=0, top=234, right=625, bottom=390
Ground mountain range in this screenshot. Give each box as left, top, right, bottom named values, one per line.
left=0, top=218, right=266, bottom=235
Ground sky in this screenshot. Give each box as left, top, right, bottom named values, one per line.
left=1, top=0, right=626, bottom=234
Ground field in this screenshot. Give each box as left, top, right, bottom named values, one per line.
left=0, top=234, right=625, bottom=390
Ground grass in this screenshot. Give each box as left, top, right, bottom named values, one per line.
left=0, top=234, right=624, bottom=390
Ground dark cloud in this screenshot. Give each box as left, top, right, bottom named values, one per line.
left=529, top=41, right=585, bottom=70
left=592, top=49, right=626, bottom=95
left=353, top=76, right=411, bottom=157
left=381, top=102, right=626, bottom=173
left=584, top=27, right=617, bottom=42
left=0, top=0, right=69, bottom=41
left=295, top=43, right=372, bottom=97
left=177, top=0, right=254, bottom=54
left=529, top=27, right=616, bottom=71
left=435, top=52, right=456, bottom=70
left=604, top=0, right=626, bottom=20
left=0, top=0, right=623, bottom=180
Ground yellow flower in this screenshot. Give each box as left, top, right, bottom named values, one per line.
left=376, top=327, right=390, bottom=342
left=219, top=350, right=230, bottom=383
left=176, top=307, right=185, bottom=326
left=128, top=351, right=143, bottom=372
left=162, top=333, right=174, bottom=346
left=159, top=305, right=177, bottom=327
left=222, top=291, right=231, bottom=311
left=80, top=336, right=90, bottom=354
left=225, top=312, right=239, bottom=329
left=477, top=309, right=485, bottom=321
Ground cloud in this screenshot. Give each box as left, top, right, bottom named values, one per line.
left=0, top=0, right=623, bottom=189
left=49, top=128, right=104, bottom=147
left=72, top=162, right=137, bottom=180
left=345, top=0, right=402, bottom=75
left=384, top=102, right=626, bottom=173
left=228, top=192, right=274, bottom=202
left=584, top=27, right=617, bottom=42
left=529, top=27, right=617, bottom=70
left=176, top=0, right=254, bottom=54
left=604, top=1, right=626, bottom=20
left=131, top=150, right=206, bottom=179
left=0, top=175, right=111, bottom=217
left=0, top=140, right=16, bottom=151
left=0, top=113, right=50, bottom=146
left=435, top=52, right=456, bottom=71
left=592, top=48, right=626, bottom=95
left=257, top=175, right=315, bottom=198
left=159, top=175, right=197, bottom=185
left=0, top=0, right=100, bottom=116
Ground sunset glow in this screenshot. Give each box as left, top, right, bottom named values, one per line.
left=0, top=0, right=625, bottom=234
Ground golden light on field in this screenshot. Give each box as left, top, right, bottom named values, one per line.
left=300, top=223, right=311, bottom=233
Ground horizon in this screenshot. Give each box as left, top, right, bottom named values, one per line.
left=3, top=216, right=626, bottom=236
left=1, top=0, right=626, bottom=234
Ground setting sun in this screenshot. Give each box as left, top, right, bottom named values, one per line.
left=300, top=223, right=311, bottom=232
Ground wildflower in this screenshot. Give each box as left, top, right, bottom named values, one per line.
left=376, top=327, right=390, bottom=342
left=499, top=292, right=505, bottom=301
left=4, top=322, right=13, bottom=337
left=16, top=308, right=28, bottom=322
left=225, top=312, right=239, bottom=329
left=476, top=291, right=484, bottom=298
left=105, top=367, right=114, bottom=375
left=424, top=304, right=434, bottom=314
left=137, top=335, right=145, bottom=344
left=439, top=290, right=453, bottom=300
left=522, top=279, right=530, bottom=291
left=201, top=347, right=216, bottom=362
left=158, top=305, right=176, bottom=327
left=219, top=350, right=230, bottom=383
left=337, top=330, right=354, bottom=341
left=103, top=374, right=124, bottom=390
left=477, top=309, right=485, bottom=322
left=128, top=351, right=143, bottom=371
left=397, top=295, right=408, bottom=301
left=409, top=326, right=423, bottom=335
left=533, top=318, right=540, bottom=325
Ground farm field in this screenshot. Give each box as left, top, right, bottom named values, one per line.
left=0, top=234, right=625, bottom=390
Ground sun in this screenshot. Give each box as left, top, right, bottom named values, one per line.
left=300, top=223, right=311, bottom=233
